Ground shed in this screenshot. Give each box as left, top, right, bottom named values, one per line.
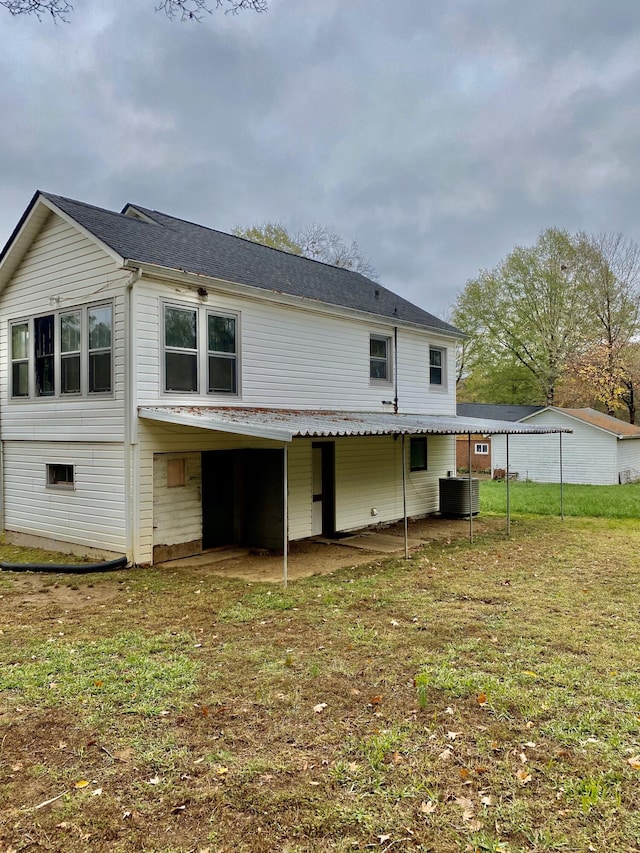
left=491, top=407, right=640, bottom=485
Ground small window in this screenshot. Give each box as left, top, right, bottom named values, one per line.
left=429, top=347, right=444, bottom=386
left=410, top=437, right=428, bottom=472
left=475, top=442, right=489, bottom=455
left=167, top=458, right=186, bottom=488
left=46, top=463, right=74, bottom=488
left=35, top=315, right=55, bottom=397
left=370, top=335, right=391, bottom=381
left=165, top=305, right=198, bottom=392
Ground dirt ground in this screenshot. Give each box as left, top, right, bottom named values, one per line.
left=1, top=516, right=500, bottom=610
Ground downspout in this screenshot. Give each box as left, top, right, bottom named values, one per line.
left=393, top=327, right=399, bottom=413
left=124, top=268, right=142, bottom=565
left=401, top=434, right=408, bottom=559
left=283, top=444, right=288, bottom=589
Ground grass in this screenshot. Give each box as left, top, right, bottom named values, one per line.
left=480, top=479, right=640, bottom=518
left=1, top=509, right=640, bottom=851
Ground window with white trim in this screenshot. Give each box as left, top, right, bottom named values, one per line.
left=429, top=346, right=445, bottom=387
left=46, top=463, right=74, bottom=488
left=163, top=302, right=239, bottom=396
left=9, top=302, right=113, bottom=399
left=475, top=442, right=489, bottom=455
left=370, top=334, right=391, bottom=382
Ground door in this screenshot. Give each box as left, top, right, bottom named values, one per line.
left=312, top=442, right=335, bottom=537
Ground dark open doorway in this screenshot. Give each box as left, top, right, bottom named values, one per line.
left=202, top=449, right=284, bottom=551
left=311, top=441, right=335, bottom=538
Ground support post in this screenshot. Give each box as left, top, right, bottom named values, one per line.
left=468, top=433, right=473, bottom=543
left=283, top=444, right=288, bottom=588
left=401, top=434, right=408, bottom=559
left=506, top=434, right=511, bottom=536
left=559, top=432, right=564, bottom=521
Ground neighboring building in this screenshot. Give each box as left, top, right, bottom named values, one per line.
left=455, top=404, right=543, bottom=471
left=491, top=407, right=640, bottom=485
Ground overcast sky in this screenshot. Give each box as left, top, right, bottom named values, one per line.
left=2, top=0, right=640, bottom=319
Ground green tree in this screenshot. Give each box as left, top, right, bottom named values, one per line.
left=233, top=221, right=377, bottom=279
left=1, top=0, right=266, bottom=22
left=453, top=228, right=591, bottom=405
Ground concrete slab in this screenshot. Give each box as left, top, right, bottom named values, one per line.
left=316, top=532, right=427, bottom=553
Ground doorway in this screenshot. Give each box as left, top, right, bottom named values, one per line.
left=311, top=442, right=335, bottom=537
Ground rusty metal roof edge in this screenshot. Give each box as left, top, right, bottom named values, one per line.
left=138, top=406, right=571, bottom=439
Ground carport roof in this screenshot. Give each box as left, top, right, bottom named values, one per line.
left=139, top=406, right=570, bottom=443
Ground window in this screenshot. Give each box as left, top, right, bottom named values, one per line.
left=46, top=463, right=74, bottom=488
left=11, top=322, right=29, bottom=397
left=164, top=306, right=198, bottom=392
left=429, top=346, right=445, bottom=386
left=475, top=442, right=489, bottom=455
left=410, top=437, right=428, bottom=471
left=9, top=302, right=113, bottom=399
left=370, top=335, right=391, bottom=381
left=163, top=303, right=239, bottom=396
left=208, top=313, right=237, bottom=393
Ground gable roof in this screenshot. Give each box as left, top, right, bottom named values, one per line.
left=457, top=403, right=543, bottom=422
left=0, top=191, right=461, bottom=336
left=522, top=406, right=640, bottom=439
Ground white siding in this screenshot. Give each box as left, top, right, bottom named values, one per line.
left=335, top=434, right=453, bottom=531
left=617, top=438, right=640, bottom=483
left=3, top=441, right=126, bottom=551
left=153, top=452, right=202, bottom=548
left=0, top=213, right=128, bottom=441
left=492, top=411, right=619, bottom=485
left=134, top=279, right=457, bottom=415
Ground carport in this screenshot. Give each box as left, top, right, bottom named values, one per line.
left=140, top=406, right=570, bottom=586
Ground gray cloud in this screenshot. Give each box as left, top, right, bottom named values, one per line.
left=2, top=0, right=640, bottom=318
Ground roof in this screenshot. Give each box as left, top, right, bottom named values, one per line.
left=523, top=406, right=640, bottom=439
left=139, top=406, right=570, bottom=443
left=457, top=403, right=543, bottom=422
left=0, top=191, right=461, bottom=336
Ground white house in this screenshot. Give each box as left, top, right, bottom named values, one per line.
left=491, top=407, right=640, bottom=485
left=0, top=192, right=556, bottom=565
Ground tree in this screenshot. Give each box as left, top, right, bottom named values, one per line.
left=453, top=228, right=591, bottom=406
left=1, top=0, right=266, bottom=23
left=233, top=221, right=378, bottom=279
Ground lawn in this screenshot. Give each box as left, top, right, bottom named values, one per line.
left=480, top=479, right=640, bottom=519
left=1, top=515, right=640, bottom=852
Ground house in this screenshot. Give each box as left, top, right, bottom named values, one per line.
left=0, top=192, right=558, bottom=566
left=455, top=404, right=543, bottom=471
left=491, top=407, right=640, bottom=485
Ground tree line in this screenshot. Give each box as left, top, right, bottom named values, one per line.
left=1, top=0, right=266, bottom=23
left=452, top=229, right=640, bottom=423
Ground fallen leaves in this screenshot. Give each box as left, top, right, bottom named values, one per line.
left=627, top=755, right=640, bottom=770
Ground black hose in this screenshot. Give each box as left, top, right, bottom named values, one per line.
left=0, top=555, right=129, bottom=574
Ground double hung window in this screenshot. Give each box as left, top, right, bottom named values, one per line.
left=429, top=346, right=445, bottom=387
left=10, top=302, right=113, bottom=399
left=370, top=335, right=391, bottom=381
left=163, top=303, right=239, bottom=396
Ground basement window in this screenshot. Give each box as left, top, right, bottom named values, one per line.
left=46, top=463, right=75, bottom=489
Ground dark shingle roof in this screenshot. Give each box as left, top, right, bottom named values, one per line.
left=40, top=192, right=459, bottom=335
left=457, top=403, right=544, bottom=422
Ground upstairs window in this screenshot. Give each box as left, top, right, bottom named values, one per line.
left=208, top=313, right=237, bottom=393
left=164, top=306, right=198, bottom=392
left=163, top=302, right=239, bottom=396
left=11, top=322, right=29, bottom=398
left=429, top=346, right=445, bottom=386
left=10, top=302, right=112, bottom=400
left=370, top=335, right=391, bottom=381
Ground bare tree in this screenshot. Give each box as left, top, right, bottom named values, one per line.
left=1, top=0, right=266, bottom=22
